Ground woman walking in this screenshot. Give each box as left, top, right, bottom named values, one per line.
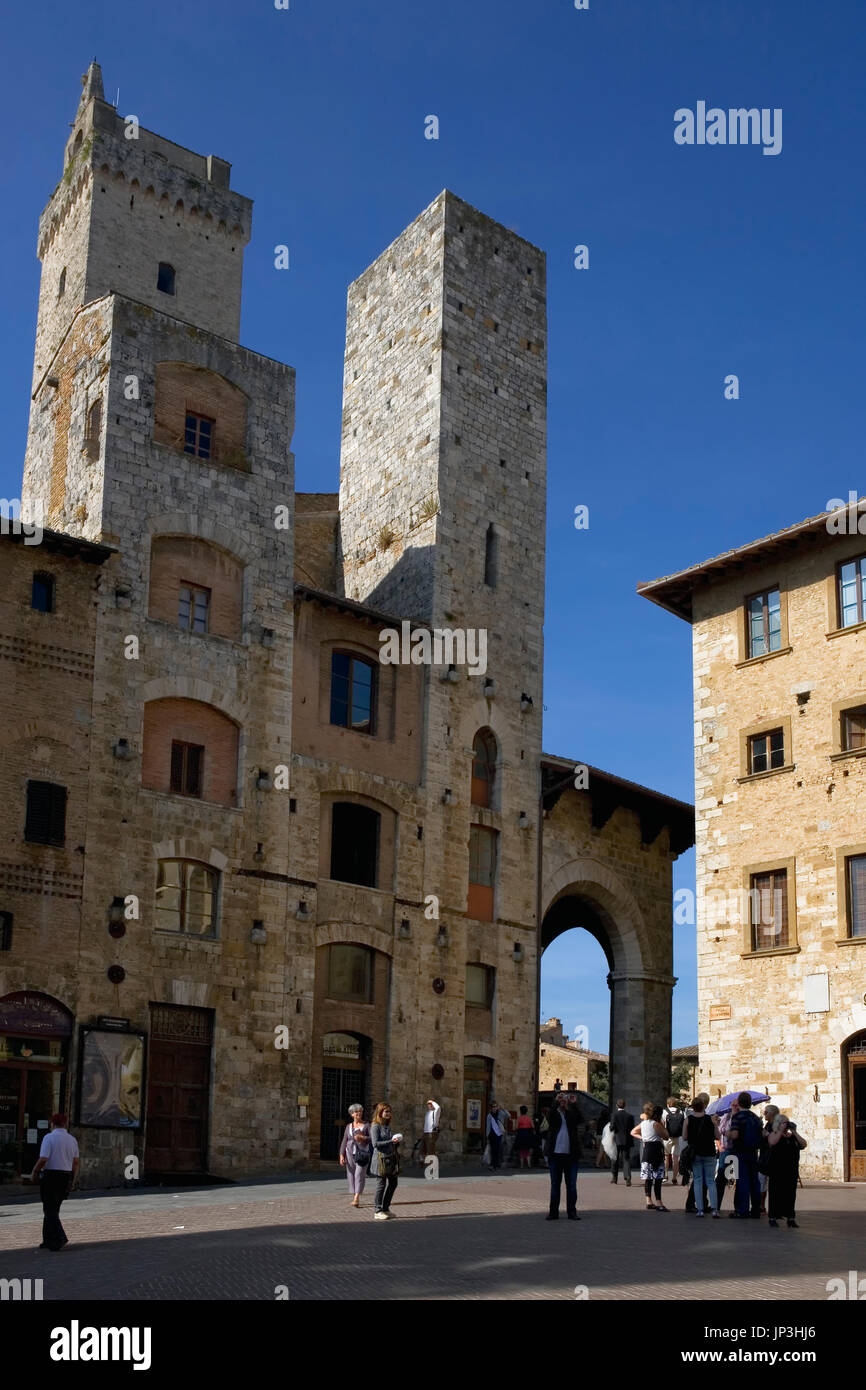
left=370, top=1101, right=402, bottom=1221
left=631, top=1103, right=669, bottom=1211
left=514, top=1105, right=534, bottom=1169
left=682, top=1097, right=720, bottom=1218
left=766, top=1115, right=807, bottom=1228
left=339, top=1102, right=372, bottom=1208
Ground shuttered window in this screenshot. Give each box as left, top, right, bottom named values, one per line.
left=847, top=855, right=866, bottom=939
left=24, top=781, right=67, bottom=846
left=170, top=742, right=204, bottom=798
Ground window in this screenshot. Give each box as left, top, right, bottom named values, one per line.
left=184, top=413, right=213, bottom=460
left=471, top=729, right=497, bottom=807
left=178, top=584, right=210, bottom=634
left=330, top=652, right=376, bottom=734
left=839, top=556, right=866, bottom=628
left=330, top=802, right=380, bottom=887
left=750, top=869, right=789, bottom=950
left=85, top=398, right=102, bottom=456
left=155, top=859, right=217, bottom=935
left=846, top=855, right=866, bottom=938
left=748, top=728, right=785, bottom=774
left=57, top=267, right=66, bottom=299
left=157, top=262, right=176, bottom=295
left=468, top=825, right=497, bottom=921
left=31, top=572, right=55, bottom=613
left=484, top=524, right=498, bottom=588
left=0, top=912, right=11, bottom=951
left=327, top=944, right=374, bottom=1003
left=746, top=588, right=781, bottom=657
left=170, top=741, right=204, bottom=798
left=466, top=963, right=494, bottom=1009
left=842, top=707, right=866, bottom=752
left=24, top=781, right=67, bottom=846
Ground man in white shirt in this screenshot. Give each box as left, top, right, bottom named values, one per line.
left=30, top=1113, right=79, bottom=1252
left=423, top=1099, right=441, bottom=1155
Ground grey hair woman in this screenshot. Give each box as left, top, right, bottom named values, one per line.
left=339, top=1102, right=372, bottom=1208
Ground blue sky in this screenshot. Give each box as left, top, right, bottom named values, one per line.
left=3, top=0, right=865, bottom=1050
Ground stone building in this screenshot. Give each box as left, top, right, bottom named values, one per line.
left=0, top=63, right=692, bottom=1186
left=640, top=503, right=866, bottom=1180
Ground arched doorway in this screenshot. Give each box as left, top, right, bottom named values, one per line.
left=844, top=1030, right=866, bottom=1181
left=320, top=1032, right=371, bottom=1160
left=540, top=860, right=675, bottom=1114
left=0, top=991, right=73, bottom=1182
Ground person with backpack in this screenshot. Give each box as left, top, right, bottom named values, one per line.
left=726, top=1092, right=763, bottom=1218
left=339, top=1102, right=372, bottom=1208
left=682, top=1097, right=720, bottom=1218
left=661, top=1096, right=685, bottom=1185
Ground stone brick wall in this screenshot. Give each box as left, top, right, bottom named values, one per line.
left=691, top=527, right=866, bottom=1179
left=141, top=698, right=240, bottom=805
left=153, top=362, right=249, bottom=467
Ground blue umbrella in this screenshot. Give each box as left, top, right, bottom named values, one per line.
left=707, top=1090, right=770, bottom=1115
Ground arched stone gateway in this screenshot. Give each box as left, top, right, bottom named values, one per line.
left=539, top=758, right=694, bottom=1115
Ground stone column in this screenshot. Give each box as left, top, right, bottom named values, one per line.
left=608, top=969, right=676, bottom=1114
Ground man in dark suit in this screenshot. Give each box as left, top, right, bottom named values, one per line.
left=609, top=1099, right=634, bottom=1186
left=543, top=1093, right=583, bottom=1219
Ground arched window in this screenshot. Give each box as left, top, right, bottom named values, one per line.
left=142, top=698, right=239, bottom=806
left=157, top=262, right=176, bottom=295
left=57, top=267, right=66, bottom=300
left=484, top=523, right=498, bottom=587
left=31, top=572, right=56, bottom=613
left=471, top=729, right=497, bottom=807
left=155, top=859, right=218, bottom=936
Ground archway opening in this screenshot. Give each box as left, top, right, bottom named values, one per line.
left=539, top=896, right=613, bottom=1112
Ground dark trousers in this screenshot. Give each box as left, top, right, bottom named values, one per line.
left=488, top=1133, right=502, bottom=1169
left=612, top=1145, right=631, bottom=1182
left=374, top=1174, right=398, bottom=1212
left=40, top=1170, right=71, bottom=1250
left=548, top=1154, right=579, bottom=1215
left=734, top=1155, right=761, bottom=1216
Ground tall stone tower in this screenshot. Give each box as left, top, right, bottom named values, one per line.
left=338, top=191, right=547, bottom=1108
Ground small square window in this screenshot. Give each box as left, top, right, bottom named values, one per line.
left=748, top=728, right=785, bottom=774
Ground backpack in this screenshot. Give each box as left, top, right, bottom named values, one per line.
left=665, top=1109, right=684, bottom=1137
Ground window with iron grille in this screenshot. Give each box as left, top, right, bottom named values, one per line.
left=748, top=728, right=785, bottom=774
left=24, top=781, right=67, bottom=846
left=178, top=583, right=210, bottom=634
left=184, top=413, right=213, bottom=460
left=0, top=912, right=12, bottom=951
left=329, top=652, right=376, bottom=734
left=846, top=855, right=866, bottom=939
left=155, top=860, right=217, bottom=937
left=327, top=944, right=374, bottom=1003
left=750, top=869, right=788, bottom=950
left=170, top=741, right=204, bottom=798
left=745, top=588, right=781, bottom=658
left=838, top=555, right=866, bottom=628
left=842, top=707, right=866, bottom=752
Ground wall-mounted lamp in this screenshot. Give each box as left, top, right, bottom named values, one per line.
left=250, top=920, right=267, bottom=944
left=791, top=683, right=812, bottom=707
left=114, top=587, right=132, bottom=609
left=518, top=811, right=529, bottom=829
left=296, top=901, right=310, bottom=921
left=398, top=918, right=411, bottom=939
left=442, top=788, right=455, bottom=805
left=436, top=925, right=448, bottom=949
left=261, top=627, right=275, bottom=648
left=256, top=769, right=273, bottom=791
left=443, top=664, right=460, bottom=684
left=520, top=693, right=533, bottom=711
left=112, top=738, right=133, bottom=759
left=512, top=941, right=524, bottom=963
left=253, top=842, right=264, bottom=863
left=484, top=678, right=496, bottom=697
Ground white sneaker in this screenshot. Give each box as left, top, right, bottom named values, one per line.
left=374, top=1211, right=388, bottom=1220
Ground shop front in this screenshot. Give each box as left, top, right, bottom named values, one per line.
left=0, top=991, right=73, bottom=1183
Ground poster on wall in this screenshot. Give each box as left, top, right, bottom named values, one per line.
left=78, top=1028, right=145, bottom=1129
left=466, top=1098, right=481, bottom=1131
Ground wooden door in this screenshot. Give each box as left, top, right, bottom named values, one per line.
left=848, top=1052, right=866, bottom=1181
left=146, top=1006, right=212, bottom=1173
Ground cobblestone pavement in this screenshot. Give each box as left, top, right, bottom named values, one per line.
left=1, top=1169, right=864, bottom=1301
